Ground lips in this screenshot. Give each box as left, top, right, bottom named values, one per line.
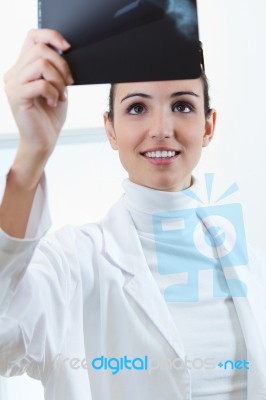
left=140, top=148, right=181, bottom=165
left=140, top=148, right=181, bottom=159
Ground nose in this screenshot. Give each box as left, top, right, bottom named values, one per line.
left=148, top=108, right=174, bottom=139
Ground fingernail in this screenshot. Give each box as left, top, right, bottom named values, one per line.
left=63, top=90, right=68, bottom=101
left=49, top=99, right=58, bottom=108
left=62, top=39, right=71, bottom=48
left=67, top=75, right=74, bottom=85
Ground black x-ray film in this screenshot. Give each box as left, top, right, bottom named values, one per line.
left=38, top=0, right=201, bottom=85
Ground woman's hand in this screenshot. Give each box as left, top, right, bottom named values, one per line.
left=4, top=29, right=74, bottom=168
left=0, top=29, right=74, bottom=238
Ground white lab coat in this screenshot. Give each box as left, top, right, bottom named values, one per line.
left=0, top=186, right=266, bottom=399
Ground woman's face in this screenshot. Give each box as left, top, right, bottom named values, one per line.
left=104, top=79, right=216, bottom=191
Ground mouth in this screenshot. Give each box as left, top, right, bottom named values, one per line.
left=140, top=150, right=181, bottom=159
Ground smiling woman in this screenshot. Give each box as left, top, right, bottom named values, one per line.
left=0, top=2, right=266, bottom=399
left=104, top=79, right=216, bottom=192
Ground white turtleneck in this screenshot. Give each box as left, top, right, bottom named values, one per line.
left=122, top=178, right=247, bottom=399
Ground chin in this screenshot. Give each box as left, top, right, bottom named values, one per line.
left=143, top=175, right=190, bottom=192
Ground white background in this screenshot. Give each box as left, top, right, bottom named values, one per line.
left=0, top=0, right=266, bottom=399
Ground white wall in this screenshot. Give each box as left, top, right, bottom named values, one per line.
left=197, top=0, right=266, bottom=249
left=0, top=1, right=266, bottom=399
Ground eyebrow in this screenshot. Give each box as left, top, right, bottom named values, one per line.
left=171, top=91, right=200, bottom=98
left=120, top=91, right=200, bottom=103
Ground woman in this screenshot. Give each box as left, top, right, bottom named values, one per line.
left=0, top=29, right=265, bottom=400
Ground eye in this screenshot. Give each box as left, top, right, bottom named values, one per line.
left=172, top=102, right=193, bottom=113
left=127, top=103, right=146, bottom=115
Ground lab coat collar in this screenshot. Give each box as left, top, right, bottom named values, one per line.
left=100, top=195, right=187, bottom=361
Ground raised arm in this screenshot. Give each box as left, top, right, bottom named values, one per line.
left=0, top=29, right=74, bottom=238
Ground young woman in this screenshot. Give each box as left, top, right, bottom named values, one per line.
left=0, top=29, right=265, bottom=400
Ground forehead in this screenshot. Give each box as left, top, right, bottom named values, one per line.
left=114, top=78, right=203, bottom=101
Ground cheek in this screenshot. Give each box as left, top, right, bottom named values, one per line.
left=116, top=135, right=136, bottom=154
left=180, top=132, right=203, bottom=150
left=179, top=130, right=205, bottom=162
left=114, top=133, right=138, bottom=169
left=180, top=120, right=205, bottom=146
left=115, top=122, right=144, bottom=152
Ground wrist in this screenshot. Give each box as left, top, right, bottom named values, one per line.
left=10, top=146, right=47, bottom=191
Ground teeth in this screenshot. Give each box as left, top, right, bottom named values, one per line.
left=144, top=151, right=177, bottom=158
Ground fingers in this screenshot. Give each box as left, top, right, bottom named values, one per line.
left=4, top=29, right=74, bottom=109
left=7, top=59, right=68, bottom=108
left=21, top=28, right=71, bottom=54
left=15, top=29, right=74, bottom=86
left=18, top=58, right=68, bottom=103
left=19, top=80, right=63, bottom=108
left=16, top=42, right=74, bottom=86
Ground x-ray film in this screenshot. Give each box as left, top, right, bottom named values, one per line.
left=39, top=0, right=201, bottom=85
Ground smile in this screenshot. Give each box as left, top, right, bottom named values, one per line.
left=140, top=150, right=181, bottom=165
left=141, top=150, right=180, bottom=159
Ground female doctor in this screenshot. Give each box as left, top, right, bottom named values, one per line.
left=0, top=29, right=266, bottom=400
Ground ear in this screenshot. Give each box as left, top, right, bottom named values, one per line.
left=103, top=112, right=119, bottom=150
left=202, top=109, right=217, bottom=147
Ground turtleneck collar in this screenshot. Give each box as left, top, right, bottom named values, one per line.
left=122, top=177, right=200, bottom=215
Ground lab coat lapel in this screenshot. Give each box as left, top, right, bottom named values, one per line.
left=224, top=264, right=266, bottom=397
left=198, top=210, right=266, bottom=397
left=100, top=196, right=186, bottom=360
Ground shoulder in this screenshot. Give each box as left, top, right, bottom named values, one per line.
left=38, top=195, right=127, bottom=254
left=38, top=222, right=103, bottom=259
